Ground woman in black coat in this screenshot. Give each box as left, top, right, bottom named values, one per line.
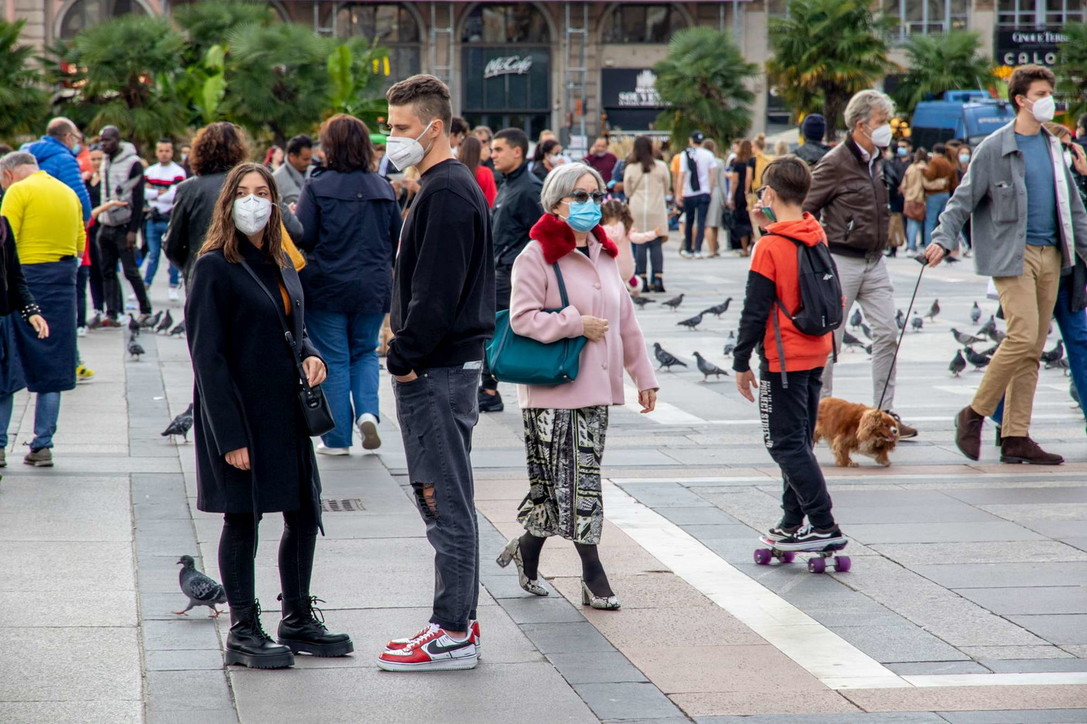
left=186, top=163, right=352, bottom=669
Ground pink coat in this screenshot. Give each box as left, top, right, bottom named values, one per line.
left=509, top=223, right=659, bottom=410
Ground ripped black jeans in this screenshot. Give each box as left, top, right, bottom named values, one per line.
left=393, top=364, right=481, bottom=632
left=218, top=496, right=320, bottom=609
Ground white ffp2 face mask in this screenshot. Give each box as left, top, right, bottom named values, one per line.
left=869, top=123, right=893, bottom=148
left=386, top=121, right=435, bottom=171
left=1028, top=95, right=1056, bottom=123
left=233, top=194, right=272, bottom=236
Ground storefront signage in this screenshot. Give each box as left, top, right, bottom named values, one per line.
left=483, top=55, right=533, bottom=79
left=995, top=28, right=1068, bottom=67
left=617, top=70, right=664, bottom=108
left=601, top=68, right=671, bottom=131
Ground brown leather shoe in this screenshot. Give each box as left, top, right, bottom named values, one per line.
left=1000, top=436, right=1064, bottom=465
left=954, top=406, right=984, bottom=461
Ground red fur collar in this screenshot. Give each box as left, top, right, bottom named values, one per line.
left=529, top=212, right=619, bottom=265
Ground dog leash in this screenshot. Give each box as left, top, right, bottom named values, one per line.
left=876, top=256, right=928, bottom=412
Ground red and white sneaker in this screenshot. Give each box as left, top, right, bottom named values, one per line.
left=386, top=620, right=481, bottom=659
left=377, top=623, right=478, bottom=672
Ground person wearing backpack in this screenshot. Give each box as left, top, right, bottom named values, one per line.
left=675, top=130, right=716, bottom=258
left=733, top=156, right=845, bottom=546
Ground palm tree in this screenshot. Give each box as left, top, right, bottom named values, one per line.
left=69, top=15, right=187, bottom=150
left=893, top=32, right=996, bottom=115
left=653, top=27, right=757, bottom=146
left=1055, top=23, right=1087, bottom=119
left=0, top=20, right=49, bottom=141
left=767, top=0, right=896, bottom=135
left=172, top=0, right=274, bottom=66
left=224, top=23, right=331, bottom=147
left=327, top=37, right=390, bottom=131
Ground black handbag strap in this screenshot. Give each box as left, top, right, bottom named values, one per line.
left=552, top=261, right=571, bottom=308
left=238, top=259, right=312, bottom=389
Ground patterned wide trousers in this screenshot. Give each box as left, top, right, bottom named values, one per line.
left=518, top=406, right=608, bottom=545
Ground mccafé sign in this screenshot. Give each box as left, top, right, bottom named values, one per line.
left=483, top=55, right=533, bottom=79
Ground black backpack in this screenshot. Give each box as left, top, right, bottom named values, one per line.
left=770, top=234, right=843, bottom=386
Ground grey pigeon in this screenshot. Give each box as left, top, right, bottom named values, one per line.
left=722, top=330, right=736, bottom=356
left=860, top=322, right=872, bottom=340
left=692, top=351, right=729, bottom=381
left=849, top=308, right=862, bottom=329
left=964, top=346, right=992, bottom=370
left=174, top=555, right=227, bottom=617
left=977, top=315, right=997, bottom=338
left=632, top=296, right=654, bottom=308
left=895, top=309, right=904, bottom=330
left=1042, top=339, right=1065, bottom=367
left=155, top=309, right=173, bottom=335
left=168, top=320, right=186, bottom=337
left=661, top=294, right=685, bottom=311
left=128, top=313, right=141, bottom=337
left=925, top=299, right=940, bottom=320
left=162, top=403, right=194, bottom=442
left=702, top=297, right=733, bottom=317
left=970, top=302, right=981, bottom=324
left=141, top=310, right=163, bottom=329
left=911, top=313, right=923, bottom=332
left=951, top=328, right=986, bottom=346
left=842, top=330, right=864, bottom=350
left=677, top=312, right=703, bottom=330
left=653, top=343, right=686, bottom=371
left=949, top=350, right=966, bottom=377
left=128, top=338, right=145, bottom=361
left=979, top=343, right=1000, bottom=357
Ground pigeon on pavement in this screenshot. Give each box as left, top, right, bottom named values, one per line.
left=1042, top=339, right=1065, bottom=367
left=174, top=555, right=227, bottom=617
left=860, top=322, right=872, bottom=340
left=951, top=328, right=986, bottom=346
left=850, top=308, right=863, bottom=329
left=964, top=346, right=992, bottom=371
left=970, top=302, right=981, bottom=324
left=661, top=294, right=685, bottom=311
left=162, top=403, right=195, bottom=442
left=141, top=310, right=163, bottom=329
left=925, top=299, right=940, bottom=320
left=895, top=309, right=905, bottom=330
left=653, top=343, right=687, bottom=371
left=155, top=309, right=173, bottom=335
left=722, top=330, right=736, bottom=356
left=128, top=313, right=141, bottom=337
left=168, top=320, right=186, bottom=337
left=911, top=313, right=923, bottom=332
left=949, top=350, right=966, bottom=377
left=128, top=338, right=145, bottom=361
left=632, top=296, right=654, bottom=308
left=703, top=297, right=733, bottom=317
left=677, top=312, right=703, bottom=330
left=692, top=352, right=729, bottom=381
left=842, top=330, right=865, bottom=350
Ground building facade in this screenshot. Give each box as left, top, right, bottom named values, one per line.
left=8, top=0, right=1084, bottom=148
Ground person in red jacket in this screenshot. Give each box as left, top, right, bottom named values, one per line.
left=459, top=136, right=497, bottom=208
left=732, top=156, right=844, bottom=547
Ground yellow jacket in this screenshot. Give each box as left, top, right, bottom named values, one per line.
left=0, top=171, right=85, bottom=264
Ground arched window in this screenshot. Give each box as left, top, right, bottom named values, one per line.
left=59, top=0, right=147, bottom=39
left=461, top=2, right=550, bottom=44
left=602, top=3, right=687, bottom=44
left=884, top=0, right=968, bottom=40
left=334, top=3, right=422, bottom=82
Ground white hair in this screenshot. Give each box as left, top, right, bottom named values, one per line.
left=844, top=90, right=895, bottom=130
left=0, top=152, right=38, bottom=174
left=539, top=162, right=605, bottom=213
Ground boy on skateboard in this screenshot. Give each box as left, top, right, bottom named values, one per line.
left=732, top=156, right=846, bottom=548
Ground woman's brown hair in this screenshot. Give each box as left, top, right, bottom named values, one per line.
left=460, top=135, right=482, bottom=173
left=199, top=163, right=286, bottom=267
left=601, top=199, right=633, bottom=232
left=189, top=122, right=249, bottom=176
left=319, top=113, right=374, bottom=173
left=735, top=139, right=753, bottom=164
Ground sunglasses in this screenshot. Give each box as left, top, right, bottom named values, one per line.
left=567, top=190, right=606, bottom=204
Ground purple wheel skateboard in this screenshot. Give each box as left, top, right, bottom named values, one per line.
left=755, top=536, right=850, bottom=574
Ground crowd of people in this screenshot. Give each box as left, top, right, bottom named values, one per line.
left=1, top=62, right=1085, bottom=675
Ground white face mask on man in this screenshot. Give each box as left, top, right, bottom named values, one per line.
left=386, top=121, right=435, bottom=170
left=1026, top=95, right=1056, bottom=123
left=233, top=194, right=272, bottom=236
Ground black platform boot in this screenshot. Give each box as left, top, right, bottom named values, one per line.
left=639, top=274, right=651, bottom=293
left=652, top=274, right=666, bottom=293
left=225, top=600, right=294, bottom=669
left=277, top=594, right=354, bottom=657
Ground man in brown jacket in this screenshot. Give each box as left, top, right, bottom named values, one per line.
left=804, top=89, right=918, bottom=438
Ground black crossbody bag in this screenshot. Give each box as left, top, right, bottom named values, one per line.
left=239, top=260, right=335, bottom=437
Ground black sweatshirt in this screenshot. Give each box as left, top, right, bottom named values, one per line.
left=387, top=159, right=496, bottom=377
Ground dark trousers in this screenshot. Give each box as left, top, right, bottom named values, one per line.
left=634, top=238, right=665, bottom=281
left=394, top=364, right=481, bottom=631
left=88, top=231, right=104, bottom=313
left=218, top=500, right=321, bottom=608
left=682, top=194, right=711, bottom=253
left=481, top=266, right=512, bottom=392
left=759, top=367, right=835, bottom=529
left=98, top=225, right=151, bottom=317
left=76, top=265, right=89, bottom=328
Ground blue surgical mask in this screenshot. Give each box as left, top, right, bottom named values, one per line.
left=563, top=200, right=601, bottom=232
left=896, top=147, right=908, bottom=158
left=72, top=144, right=82, bottom=155
left=959, top=153, right=971, bottom=164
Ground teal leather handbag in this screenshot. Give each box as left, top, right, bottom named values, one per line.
left=485, top=262, right=588, bottom=386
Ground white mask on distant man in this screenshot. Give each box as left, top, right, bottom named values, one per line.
left=386, top=121, right=435, bottom=171
left=232, top=194, right=272, bottom=235
left=869, top=123, right=893, bottom=148
left=1028, top=95, right=1056, bottom=123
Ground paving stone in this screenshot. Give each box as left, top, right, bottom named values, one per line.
left=499, top=595, right=587, bottom=624
left=0, top=701, right=142, bottom=724
left=0, top=626, right=141, bottom=701
left=674, top=689, right=860, bottom=717
left=830, top=623, right=969, bottom=664
left=573, top=682, right=684, bottom=721
left=937, top=711, right=1087, bottom=723
left=913, top=562, right=1087, bottom=588
left=885, top=661, right=991, bottom=675
left=551, top=572, right=718, bottom=610
left=546, top=651, right=649, bottom=684
left=618, top=482, right=714, bottom=508
left=982, top=657, right=1087, bottom=673
left=141, top=619, right=222, bottom=650
left=873, top=541, right=1087, bottom=565
left=847, top=522, right=1045, bottom=544
left=659, top=506, right=741, bottom=526
left=0, top=541, right=135, bottom=592
left=626, top=643, right=824, bottom=695
left=833, top=504, right=1001, bottom=524
left=146, top=670, right=233, bottom=712
left=0, top=590, right=136, bottom=627
left=1008, top=615, right=1087, bottom=645
left=696, top=714, right=946, bottom=724
left=945, top=487, right=1087, bottom=505
left=148, top=709, right=239, bottom=724
left=959, top=645, right=1073, bottom=660
left=843, top=685, right=1087, bottom=713
left=520, top=622, right=616, bottom=654
left=957, top=587, right=1087, bottom=615
left=145, top=648, right=225, bottom=670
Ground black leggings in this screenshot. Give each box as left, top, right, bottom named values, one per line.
left=218, top=501, right=320, bottom=608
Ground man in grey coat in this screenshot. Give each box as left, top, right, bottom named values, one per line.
left=926, top=65, right=1087, bottom=465
left=272, top=134, right=313, bottom=207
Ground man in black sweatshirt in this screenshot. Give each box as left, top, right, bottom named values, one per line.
left=479, top=127, right=543, bottom=412
left=378, top=75, right=495, bottom=674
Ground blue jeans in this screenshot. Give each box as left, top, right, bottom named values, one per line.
left=143, top=218, right=180, bottom=287
left=304, top=309, right=384, bottom=448
left=992, top=273, right=1087, bottom=427
left=0, top=391, right=62, bottom=450
left=923, top=193, right=949, bottom=250
left=906, top=218, right=923, bottom=252
left=682, top=194, right=711, bottom=253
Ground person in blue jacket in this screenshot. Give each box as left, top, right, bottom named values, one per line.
left=21, top=118, right=92, bottom=223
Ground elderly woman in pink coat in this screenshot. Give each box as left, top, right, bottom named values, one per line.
left=495, top=162, right=659, bottom=610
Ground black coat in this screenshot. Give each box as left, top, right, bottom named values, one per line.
left=165, top=173, right=226, bottom=275
left=186, top=242, right=323, bottom=516
left=294, top=167, right=400, bottom=314
left=491, top=162, right=543, bottom=270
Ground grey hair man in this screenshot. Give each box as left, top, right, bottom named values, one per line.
left=20, top=117, right=92, bottom=222
left=803, top=89, right=918, bottom=439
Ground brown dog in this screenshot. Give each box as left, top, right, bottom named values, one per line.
left=814, top=397, right=899, bottom=467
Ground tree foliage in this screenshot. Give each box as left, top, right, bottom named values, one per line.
left=327, top=37, right=391, bottom=131
left=172, top=0, right=272, bottom=65
left=0, top=20, right=49, bottom=139
left=893, top=32, right=996, bottom=114
left=1055, top=23, right=1087, bottom=119
left=653, top=27, right=756, bottom=146
left=768, top=0, right=895, bottom=134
